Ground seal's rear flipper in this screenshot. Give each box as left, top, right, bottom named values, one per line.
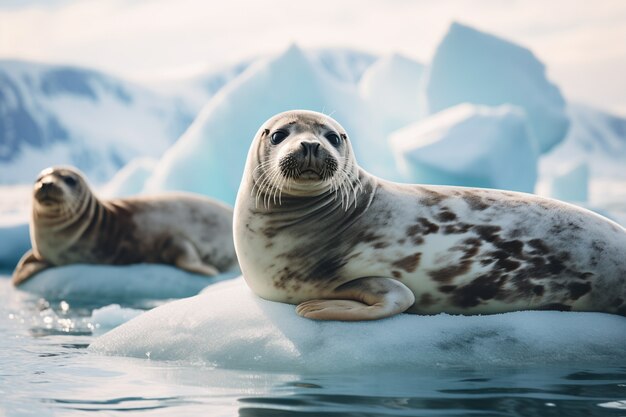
left=295, top=277, right=415, bottom=321
left=12, top=250, right=52, bottom=286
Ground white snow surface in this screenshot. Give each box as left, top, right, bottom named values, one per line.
left=390, top=104, right=538, bottom=192
left=17, top=264, right=238, bottom=305
left=144, top=45, right=398, bottom=205
left=359, top=53, right=425, bottom=134
left=90, top=277, right=626, bottom=372
left=423, top=22, right=569, bottom=154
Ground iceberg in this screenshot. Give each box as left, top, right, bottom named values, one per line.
left=389, top=104, right=538, bottom=192
left=423, top=22, right=569, bottom=153
left=90, top=277, right=626, bottom=372
left=360, top=53, right=425, bottom=134
left=548, top=162, right=589, bottom=202
left=540, top=103, right=626, bottom=180
left=99, top=157, right=158, bottom=198
left=144, top=45, right=397, bottom=205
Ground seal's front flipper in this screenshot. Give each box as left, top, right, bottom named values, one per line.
left=12, top=250, right=51, bottom=286
left=295, top=277, right=415, bottom=321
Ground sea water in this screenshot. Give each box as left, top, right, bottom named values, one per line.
left=1, top=274, right=625, bottom=417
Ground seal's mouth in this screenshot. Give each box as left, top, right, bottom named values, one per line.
left=34, top=184, right=64, bottom=204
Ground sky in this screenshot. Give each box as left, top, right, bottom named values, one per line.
left=1, top=0, right=625, bottom=115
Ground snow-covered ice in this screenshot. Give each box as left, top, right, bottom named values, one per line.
left=144, top=45, right=397, bottom=205
left=90, top=277, right=626, bottom=372
left=359, top=53, right=425, bottom=134
left=16, top=264, right=238, bottom=306
left=389, top=104, right=538, bottom=192
left=423, top=22, right=569, bottom=154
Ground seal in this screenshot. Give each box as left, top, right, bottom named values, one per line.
left=233, top=110, right=626, bottom=321
left=13, top=166, right=238, bottom=286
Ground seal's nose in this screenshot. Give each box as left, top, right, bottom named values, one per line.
left=40, top=181, right=54, bottom=191
left=300, top=141, right=320, bottom=157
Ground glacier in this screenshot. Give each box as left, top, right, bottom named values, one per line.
left=89, top=277, right=626, bottom=373
left=0, top=60, right=193, bottom=184
left=389, top=104, right=538, bottom=192
left=423, top=22, right=570, bottom=154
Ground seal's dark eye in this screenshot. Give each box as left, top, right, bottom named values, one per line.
left=325, top=132, right=341, bottom=147
left=271, top=130, right=288, bottom=145
left=63, top=176, right=77, bottom=187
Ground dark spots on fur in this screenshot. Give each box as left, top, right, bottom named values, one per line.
left=473, top=225, right=501, bottom=242
left=463, top=193, right=490, bottom=211
left=405, top=225, right=424, bottom=245
left=546, top=256, right=566, bottom=275
left=497, top=240, right=524, bottom=256
left=373, top=241, right=390, bottom=249
left=439, top=285, right=457, bottom=293
left=452, top=273, right=506, bottom=308
left=419, top=293, right=435, bottom=307
left=429, top=260, right=472, bottom=283
left=392, top=252, right=422, bottom=273
left=537, top=303, right=572, bottom=312
left=533, top=285, right=544, bottom=296
left=480, top=258, right=494, bottom=266
left=417, top=217, right=439, bottom=234
left=443, top=223, right=473, bottom=235
left=397, top=238, right=406, bottom=245
left=392, top=270, right=402, bottom=279
left=527, top=239, right=549, bottom=255
left=418, top=188, right=446, bottom=206
left=436, top=210, right=457, bottom=222
left=568, top=281, right=591, bottom=300
left=495, top=258, right=521, bottom=272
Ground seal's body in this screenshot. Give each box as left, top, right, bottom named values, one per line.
left=234, top=110, right=626, bottom=320
left=13, top=167, right=238, bottom=286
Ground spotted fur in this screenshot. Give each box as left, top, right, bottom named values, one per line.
left=234, top=111, right=626, bottom=318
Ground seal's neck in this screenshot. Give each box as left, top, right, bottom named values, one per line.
left=249, top=169, right=376, bottom=222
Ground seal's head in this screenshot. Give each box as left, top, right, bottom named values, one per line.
left=32, top=166, right=91, bottom=217
left=247, top=110, right=360, bottom=207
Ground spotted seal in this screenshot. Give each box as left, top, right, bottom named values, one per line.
left=233, top=110, right=626, bottom=321
left=13, top=166, right=238, bottom=286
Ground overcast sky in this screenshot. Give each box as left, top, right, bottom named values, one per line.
left=1, top=0, right=625, bottom=115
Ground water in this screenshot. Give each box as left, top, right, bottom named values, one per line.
left=1, top=275, right=625, bottom=417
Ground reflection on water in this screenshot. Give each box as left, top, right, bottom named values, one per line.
left=1, top=275, right=625, bottom=417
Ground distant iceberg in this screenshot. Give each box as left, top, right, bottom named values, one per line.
left=144, top=45, right=397, bottom=204
left=390, top=104, right=538, bottom=192
left=423, top=22, right=569, bottom=154
left=360, top=53, right=425, bottom=134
